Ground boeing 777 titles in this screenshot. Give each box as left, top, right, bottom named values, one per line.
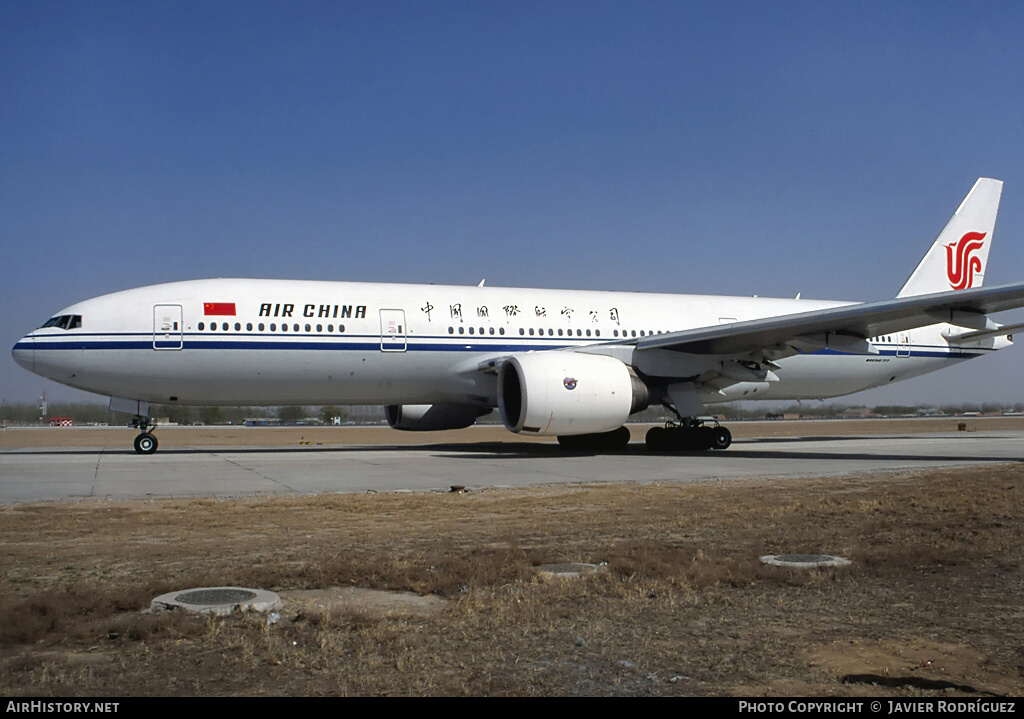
left=12, top=178, right=1024, bottom=453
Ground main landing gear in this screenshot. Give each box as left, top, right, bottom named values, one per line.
left=130, top=414, right=158, bottom=454
left=645, top=418, right=732, bottom=453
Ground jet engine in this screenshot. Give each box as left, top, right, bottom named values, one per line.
left=498, top=352, right=648, bottom=436
left=384, top=404, right=489, bottom=431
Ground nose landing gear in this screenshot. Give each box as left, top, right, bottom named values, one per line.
left=130, top=414, right=159, bottom=454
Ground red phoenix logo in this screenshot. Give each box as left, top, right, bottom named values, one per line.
left=945, top=232, right=986, bottom=290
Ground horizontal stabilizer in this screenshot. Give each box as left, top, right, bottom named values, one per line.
left=942, top=322, right=1024, bottom=344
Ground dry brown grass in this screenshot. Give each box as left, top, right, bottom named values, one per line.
left=1, top=463, right=1023, bottom=696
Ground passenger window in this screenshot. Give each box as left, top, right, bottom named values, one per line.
left=270, top=323, right=276, bottom=331
left=198, top=322, right=205, bottom=331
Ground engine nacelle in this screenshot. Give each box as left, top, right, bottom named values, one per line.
left=498, top=352, right=648, bottom=436
left=385, top=404, right=488, bottom=431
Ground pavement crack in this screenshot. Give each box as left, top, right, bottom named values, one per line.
left=213, top=452, right=298, bottom=493
left=91, top=448, right=105, bottom=496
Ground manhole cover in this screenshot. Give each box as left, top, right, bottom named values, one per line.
left=176, top=589, right=257, bottom=605
left=150, top=586, right=281, bottom=616
left=761, top=554, right=852, bottom=568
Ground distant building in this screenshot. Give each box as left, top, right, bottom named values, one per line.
left=840, top=407, right=875, bottom=418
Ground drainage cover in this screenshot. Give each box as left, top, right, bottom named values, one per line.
left=760, top=554, right=852, bottom=569
left=536, top=562, right=604, bottom=578
left=150, top=586, right=281, bottom=616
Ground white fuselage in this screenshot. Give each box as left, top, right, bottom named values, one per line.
left=11, top=278, right=999, bottom=409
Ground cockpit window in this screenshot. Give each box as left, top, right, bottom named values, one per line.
left=39, top=315, right=82, bottom=330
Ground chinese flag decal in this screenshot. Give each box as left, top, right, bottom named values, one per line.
left=203, top=302, right=236, bottom=316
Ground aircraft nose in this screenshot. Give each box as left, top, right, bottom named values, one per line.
left=11, top=335, right=33, bottom=373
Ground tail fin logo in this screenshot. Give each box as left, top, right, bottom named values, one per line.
left=945, top=232, right=986, bottom=290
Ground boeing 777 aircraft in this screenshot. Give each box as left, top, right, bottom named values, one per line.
left=12, top=178, right=1024, bottom=453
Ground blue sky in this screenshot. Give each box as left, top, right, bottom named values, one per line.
left=3, top=1, right=1024, bottom=406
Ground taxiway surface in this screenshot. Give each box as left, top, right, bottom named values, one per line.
left=2, top=427, right=1022, bottom=502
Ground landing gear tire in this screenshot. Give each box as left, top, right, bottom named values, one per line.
left=645, top=422, right=731, bottom=453
left=134, top=432, right=158, bottom=454
left=694, top=426, right=715, bottom=451
left=645, top=425, right=671, bottom=452
left=711, top=426, right=732, bottom=450
left=557, top=425, right=631, bottom=452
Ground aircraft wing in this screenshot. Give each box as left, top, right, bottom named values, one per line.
left=632, top=281, right=1024, bottom=356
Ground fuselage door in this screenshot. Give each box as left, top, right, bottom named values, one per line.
left=153, top=305, right=183, bottom=350
left=897, top=331, right=911, bottom=358
left=379, top=309, right=407, bottom=352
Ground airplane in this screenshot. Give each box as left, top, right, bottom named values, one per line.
left=12, top=178, right=1024, bottom=454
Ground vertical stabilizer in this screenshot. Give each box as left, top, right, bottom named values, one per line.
left=896, top=178, right=1002, bottom=298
